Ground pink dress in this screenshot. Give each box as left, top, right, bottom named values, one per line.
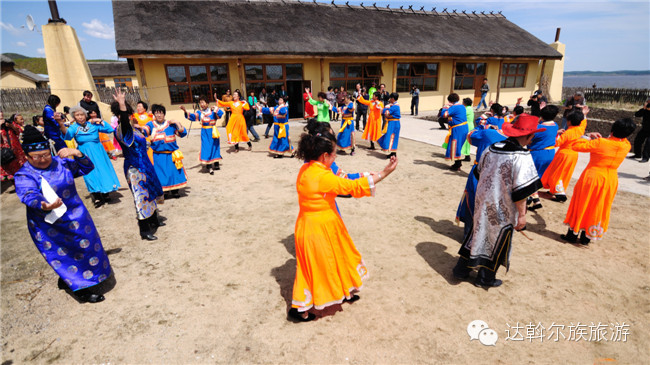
left=110, top=116, right=122, bottom=151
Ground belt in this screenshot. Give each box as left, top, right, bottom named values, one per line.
left=274, top=122, right=288, bottom=138
left=386, top=118, right=399, bottom=122
left=531, top=146, right=555, bottom=151
left=444, top=122, right=468, bottom=146
left=153, top=150, right=172, bottom=154
left=339, top=119, right=352, bottom=133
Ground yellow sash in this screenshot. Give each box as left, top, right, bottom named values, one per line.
left=382, top=118, right=399, bottom=134
left=444, top=122, right=468, bottom=146
left=274, top=122, right=288, bottom=138
left=212, top=125, right=220, bottom=139
left=339, top=118, right=352, bottom=133
left=171, top=150, right=184, bottom=169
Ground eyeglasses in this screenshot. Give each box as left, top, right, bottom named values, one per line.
left=29, top=153, right=52, bottom=161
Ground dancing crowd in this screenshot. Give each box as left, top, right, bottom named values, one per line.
left=0, top=83, right=645, bottom=322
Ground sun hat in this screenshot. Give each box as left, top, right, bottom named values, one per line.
left=501, top=113, right=546, bottom=137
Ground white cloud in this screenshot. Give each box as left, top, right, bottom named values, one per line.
left=81, top=19, right=114, bottom=40
left=37, top=48, right=45, bottom=55
left=0, top=21, right=23, bottom=36
left=16, top=41, right=27, bottom=47
left=103, top=52, right=118, bottom=58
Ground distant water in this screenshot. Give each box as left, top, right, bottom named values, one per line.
left=563, top=75, right=650, bottom=89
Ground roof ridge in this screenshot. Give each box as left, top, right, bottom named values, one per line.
left=214, top=0, right=505, bottom=18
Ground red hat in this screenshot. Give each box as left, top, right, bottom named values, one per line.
left=502, top=113, right=546, bottom=137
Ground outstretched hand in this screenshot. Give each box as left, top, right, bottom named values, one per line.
left=112, top=88, right=127, bottom=111
left=587, top=132, right=602, bottom=140
left=58, top=148, right=82, bottom=159
left=41, top=198, right=63, bottom=211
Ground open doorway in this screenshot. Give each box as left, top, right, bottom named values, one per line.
left=286, top=80, right=311, bottom=119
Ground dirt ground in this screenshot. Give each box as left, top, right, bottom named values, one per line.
left=1, top=123, right=648, bottom=364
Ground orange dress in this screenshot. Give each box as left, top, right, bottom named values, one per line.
left=217, top=100, right=250, bottom=144
left=357, top=95, right=384, bottom=141
left=564, top=136, right=630, bottom=240
left=292, top=161, right=374, bottom=312
left=541, top=119, right=587, bottom=195
left=133, top=112, right=155, bottom=163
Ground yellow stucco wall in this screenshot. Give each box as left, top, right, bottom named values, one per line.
left=135, top=56, right=550, bottom=126
left=98, top=77, right=140, bottom=89
left=42, top=23, right=111, bottom=118
left=545, top=42, right=566, bottom=103
left=0, top=72, right=38, bottom=89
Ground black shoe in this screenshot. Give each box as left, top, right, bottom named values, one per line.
left=627, top=155, right=641, bottom=159
left=141, top=234, right=158, bottom=241
left=58, top=277, right=68, bottom=290
left=214, top=162, right=220, bottom=170
left=464, top=156, right=471, bottom=162
left=552, top=194, right=567, bottom=202
left=234, top=144, right=239, bottom=152
left=474, top=279, right=502, bottom=289
left=287, top=308, right=316, bottom=322
left=253, top=138, right=260, bottom=142
left=273, top=155, right=283, bottom=159
left=560, top=229, right=578, bottom=243
left=102, top=193, right=112, bottom=202
left=640, top=158, right=649, bottom=163
left=528, top=198, right=543, bottom=211
left=171, top=190, right=181, bottom=199
left=264, top=135, right=269, bottom=139
left=247, top=141, right=252, bottom=148
left=449, top=163, right=462, bottom=171
left=209, top=168, right=214, bottom=175
left=578, top=231, right=590, bottom=245
left=77, top=292, right=105, bottom=303
left=344, top=294, right=360, bottom=303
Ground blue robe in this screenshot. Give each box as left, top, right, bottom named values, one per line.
left=15, top=156, right=112, bottom=291
left=186, top=108, right=223, bottom=164
left=456, top=128, right=507, bottom=226
left=336, top=102, right=355, bottom=150
left=144, top=120, right=188, bottom=191
left=529, top=122, right=559, bottom=177
left=377, top=103, right=401, bottom=152
left=115, top=116, right=163, bottom=220
left=264, top=106, right=293, bottom=154
left=43, top=105, right=67, bottom=151
left=64, top=121, right=120, bottom=194
left=443, top=103, right=469, bottom=160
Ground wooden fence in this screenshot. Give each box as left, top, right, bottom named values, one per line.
left=563, top=87, right=650, bottom=104
left=0, top=87, right=149, bottom=112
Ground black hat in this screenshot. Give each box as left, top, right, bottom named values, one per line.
left=22, top=125, right=50, bottom=152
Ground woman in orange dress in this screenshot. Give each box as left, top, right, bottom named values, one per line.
left=356, top=91, right=384, bottom=150
left=132, top=101, right=154, bottom=163
left=216, top=90, right=252, bottom=152
left=561, top=118, right=636, bottom=245
left=289, top=129, right=398, bottom=321
left=540, top=109, right=588, bottom=202
left=91, top=110, right=117, bottom=160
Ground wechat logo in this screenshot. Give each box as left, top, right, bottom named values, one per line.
left=467, top=320, right=498, bottom=346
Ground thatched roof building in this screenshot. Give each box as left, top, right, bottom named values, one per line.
left=112, top=0, right=565, bottom=118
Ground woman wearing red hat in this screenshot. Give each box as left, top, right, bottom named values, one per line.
left=453, top=114, right=543, bottom=289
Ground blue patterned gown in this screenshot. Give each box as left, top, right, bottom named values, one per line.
left=185, top=108, right=224, bottom=164
left=63, top=121, right=120, bottom=194
left=143, top=120, right=188, bottom=191
left=15, top=156, right=112, bottom=291
left=114, top=112, right=164, bottom=220
left=264, top=105, right=293, bottom=155
left=529, top=122, right=559, bottom=177
left=377, top=103, right=401, bottom=152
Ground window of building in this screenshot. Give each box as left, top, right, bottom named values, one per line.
left=94, top=78, right=106, bottom=89
left=113, top=78, right=133, bottom=88
left=454, top=62, right=487, bottom=90
left=165, top=64, right=230, bottom=104
left=396, top=63, right=438, bottom=92
left=244, top=63, right=303, bottom=96
left=329, top=63, right=382, bottom=91
left=500, top=63, right=527, bottom=88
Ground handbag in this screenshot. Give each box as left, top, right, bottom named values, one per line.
left=1, top=147, right=16, bottom=165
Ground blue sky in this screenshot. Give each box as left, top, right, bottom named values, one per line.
left=1, top=0, right=648, bottom=72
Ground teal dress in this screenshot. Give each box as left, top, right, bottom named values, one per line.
left=64, top=122, right=121, bottom=194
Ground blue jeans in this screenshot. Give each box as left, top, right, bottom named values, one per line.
left=561, top=117, right=568, bottom=130
left=248, top=125, right=260, bottom=140
left=476, top=92, right=487, bottom=110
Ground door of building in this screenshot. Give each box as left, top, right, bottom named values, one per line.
left=286, top=80, right=310, bottom=119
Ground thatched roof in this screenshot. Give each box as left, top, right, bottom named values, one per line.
left=88, top=61, right=136, bottom=77
left=14, top=68, right=48, bottom=83
left=1, top=55, right=15, bottom=65
left=113, top=0, right=562, bottom=59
